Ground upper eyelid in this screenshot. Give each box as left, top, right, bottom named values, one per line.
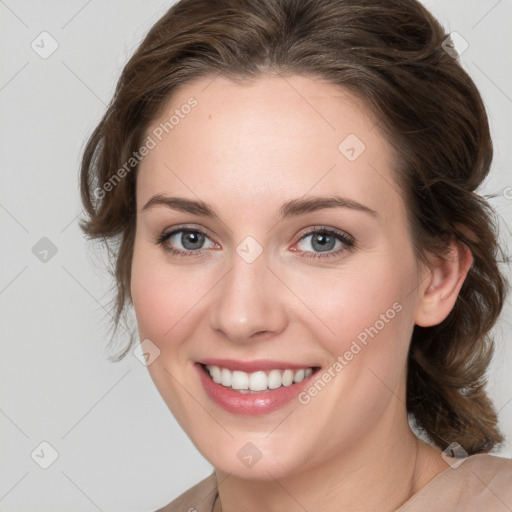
left=163, top=224, right=216, bottom=240
left=298, top=225, right=352, bottom=239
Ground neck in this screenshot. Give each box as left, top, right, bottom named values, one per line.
left=213, top=413, right=444, bottom=512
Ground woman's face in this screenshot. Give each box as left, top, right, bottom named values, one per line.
left=131, top=74, right=428, bottom=479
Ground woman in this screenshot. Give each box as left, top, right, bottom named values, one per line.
left=79, top=0, right=512, bottom=510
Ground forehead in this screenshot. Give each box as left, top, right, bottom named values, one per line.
left=137, top=74, right=402, bottom=220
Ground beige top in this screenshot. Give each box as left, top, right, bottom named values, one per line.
left=155, top=454, right=512, bottom=512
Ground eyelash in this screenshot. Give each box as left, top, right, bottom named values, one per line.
left=155, top=225, right=355, bottom=260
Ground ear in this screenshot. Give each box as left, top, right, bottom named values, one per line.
left=414, top=238, right=473, bottom=327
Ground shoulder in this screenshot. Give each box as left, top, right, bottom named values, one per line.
left=460, top=454, right=512, bottom=508
left=465, top=452, right=512, bottom=477
left=155, top=472, right=218, bottom=512
left=399, top=453, right=512, bottom=512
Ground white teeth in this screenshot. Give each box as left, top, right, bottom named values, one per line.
left=267, top=369, right=282, bottom=389
left=210, top=366, right=222, bottom=383
left=249, top=371, right=268, bottom=391
left=231, top=370, right=249, bottom=390
left=282, top=369, right=294, bottom=386
left=293, top=369, right=305, bottom=383
left=221, top=368, right=232, bottom=387
left=205, top=365, right=315, bottom=391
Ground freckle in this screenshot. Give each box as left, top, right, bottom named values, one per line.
left=208, top=113, right=212, bottom=120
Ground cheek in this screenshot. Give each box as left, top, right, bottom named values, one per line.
left=129, top=242, right=208, bottom=424
left=130, top=262, right=172, bottom=341
left=130, top=242, right=196, bottom=345
left=284, top=252, right=418, bottom=424
left=287, top=261, right=417, bottom=442
left=285, top=256, right=416, bottom=357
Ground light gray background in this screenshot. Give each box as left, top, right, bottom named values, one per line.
left=0, top=1, right=511, bottom=511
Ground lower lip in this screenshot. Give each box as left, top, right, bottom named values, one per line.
left=196, top=364, right=315, bottom=416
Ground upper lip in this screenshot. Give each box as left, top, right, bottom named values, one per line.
left=197, top=358, right=318, bottom=373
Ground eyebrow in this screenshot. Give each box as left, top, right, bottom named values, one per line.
left=142, top=194, right=378, bottom=219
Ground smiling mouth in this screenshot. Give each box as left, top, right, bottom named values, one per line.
left=200, top=363, right=320, bottom=393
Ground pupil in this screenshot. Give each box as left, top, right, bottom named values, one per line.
left=312, top=233, right=335, bottom=252
left=182, top=231, right=205, bottom=250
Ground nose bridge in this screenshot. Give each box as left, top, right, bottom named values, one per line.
left=208, top=243, right=287, bottom=341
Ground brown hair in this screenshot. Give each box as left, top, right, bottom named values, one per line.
left=80, top=0, right=507, bottom=454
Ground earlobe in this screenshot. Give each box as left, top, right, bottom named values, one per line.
left=414, top=240, right=473, bottom=327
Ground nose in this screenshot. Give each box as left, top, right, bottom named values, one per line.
left=208, top=248, right=288, bottom=343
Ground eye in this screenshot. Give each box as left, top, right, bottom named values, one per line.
left=293, top=227, right=355, bottom=260
left=155, top=225, right=354, bottom=260
left=156, top=227, right=219, bottom=256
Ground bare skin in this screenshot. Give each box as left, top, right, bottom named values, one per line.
left=130, top=74, right=472, bottom=512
